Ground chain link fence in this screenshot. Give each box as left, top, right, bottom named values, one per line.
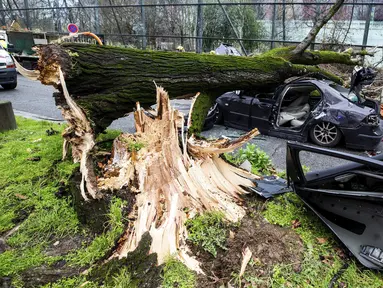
left=1, top=0, right=383, bottom=65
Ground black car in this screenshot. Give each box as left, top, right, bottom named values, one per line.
left=209, top=76, right=382, bottom=150
left=287, top=142, right=383, bottom=270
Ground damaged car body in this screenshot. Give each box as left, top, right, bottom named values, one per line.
left=287, top=142, right=383, bottom=270
left=209, top=70, right=381, bottom=150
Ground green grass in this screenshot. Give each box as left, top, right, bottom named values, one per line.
left=263, top=193, right=383, bottom=287
left=162, top=257, right=196, bottom=288
left=0, top=117, right=80, bottom=278
left=66, top=197, right=126, bottom=266
left=0, top=246, right=59, bottom=277
left=185, top=211, right=228, bottom=257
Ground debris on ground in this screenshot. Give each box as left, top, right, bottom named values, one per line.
left=46, top=127, right=59, bottom=136
left=26, top=156, right=41, bottom=161
left=250, top=176, right=290, bottom=198
left=239, top=247, right=252, bottom=277
left=365, top=150, right=381, bottom=157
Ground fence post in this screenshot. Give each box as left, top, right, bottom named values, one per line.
left=140, top=0, right=147, bottom=49
left=196, top=0, right=203, bottom=53
left=282, top=0, right=286, bottom=44
left=94, top=0, right=100, bottom=34
left=270, top=0, right=277, bottom=49
left=362, top=4, right=373, bottom=50
left=0, top=0, right=5, bottom=26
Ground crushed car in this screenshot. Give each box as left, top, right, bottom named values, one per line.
left=287, top=142, right=383, bottom=270
left=207, top=68, right=381, bottom=150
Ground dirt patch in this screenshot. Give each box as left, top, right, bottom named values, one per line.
left=44, top=235, right=89, bottom=257
left=195, top=215, right=303, bottom=287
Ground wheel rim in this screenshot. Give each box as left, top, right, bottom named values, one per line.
left=313, top=122, right=338, bottom=145
left=207, top=103, right=217, bottom=115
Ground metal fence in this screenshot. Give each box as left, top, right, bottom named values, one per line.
left=2, top=0, right=383, bottom=63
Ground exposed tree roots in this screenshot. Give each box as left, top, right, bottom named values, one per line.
left=96, top=87, right=259, bottom=271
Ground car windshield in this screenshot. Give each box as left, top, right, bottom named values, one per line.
left=329, top=83, right=361, bottom=103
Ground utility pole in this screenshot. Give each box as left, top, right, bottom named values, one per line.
left=140, top=0, right=147, bottom=49
left=196, top=0, right=203, bottom=53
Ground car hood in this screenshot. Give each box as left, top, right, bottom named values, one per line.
left=0, top=49, right=9, bottom=58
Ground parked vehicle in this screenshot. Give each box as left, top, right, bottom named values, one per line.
left=0, top=45, right=17, bottom=90
left=287, top=142, right=383, bottom=270
left=207, top=70, right=381, bottom=150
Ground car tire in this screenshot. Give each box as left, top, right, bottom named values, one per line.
left=310, top=122, right=342, bottom=147
left=2, top=83, right=17, bottom=90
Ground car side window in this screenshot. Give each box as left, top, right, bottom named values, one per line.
left=280, top=84, right=322, bottom=111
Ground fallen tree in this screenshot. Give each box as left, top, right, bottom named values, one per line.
left=14, top=0, right=370, bottom=278
left=36, top=43, right=358, bottom=134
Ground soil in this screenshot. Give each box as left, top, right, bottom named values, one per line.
left=194, top=214, right=304, bottom=288
left=44, top=235, right=88, bottom=257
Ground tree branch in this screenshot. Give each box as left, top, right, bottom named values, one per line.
left=293, top=0, right=345, bottom=55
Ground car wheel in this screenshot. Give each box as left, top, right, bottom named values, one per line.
left=2, top=83, right=17, bottom=90
left=310, top=122, right=342, bottom=147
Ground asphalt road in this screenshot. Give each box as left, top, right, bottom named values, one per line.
left=2, top=75, right=382, bottom=173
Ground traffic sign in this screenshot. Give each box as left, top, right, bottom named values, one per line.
left=67, top=23, right=79, bottom=34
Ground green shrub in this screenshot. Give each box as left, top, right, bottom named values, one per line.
left=185, top=211, right=227, bottom=257
left=225, top=143, right=274, bottom=175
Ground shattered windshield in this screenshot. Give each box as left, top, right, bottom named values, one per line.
left=329, top=83, right=360, bottom=103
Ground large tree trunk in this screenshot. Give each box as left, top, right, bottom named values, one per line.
left=36, top=43, right=353, bottom=133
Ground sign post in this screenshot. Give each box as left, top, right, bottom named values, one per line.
left=67, top=23, right=79, bottom=35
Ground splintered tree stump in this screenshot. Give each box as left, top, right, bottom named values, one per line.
left=0, top=101, right=17, bottom=132
left=97, top=87, right=260, bottom=271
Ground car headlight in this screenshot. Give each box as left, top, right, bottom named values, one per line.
left=5, top=55, right=15, bottom=68
left=366, top=114, right=379, bottom=126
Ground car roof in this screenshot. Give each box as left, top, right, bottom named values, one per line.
left=289, top=78, right=334, bottom=86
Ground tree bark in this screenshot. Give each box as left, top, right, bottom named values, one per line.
left=0, top=101, right=17, bottom=132
left=292, top=0, right=345, bottom=55
left=36, top=43, right=349, bottom=133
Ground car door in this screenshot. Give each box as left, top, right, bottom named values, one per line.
left=287, top=142, right=383, bottom=270
left=225, top=93, right=253, bottom=130
left=250, top=95, right=276, bottom=133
